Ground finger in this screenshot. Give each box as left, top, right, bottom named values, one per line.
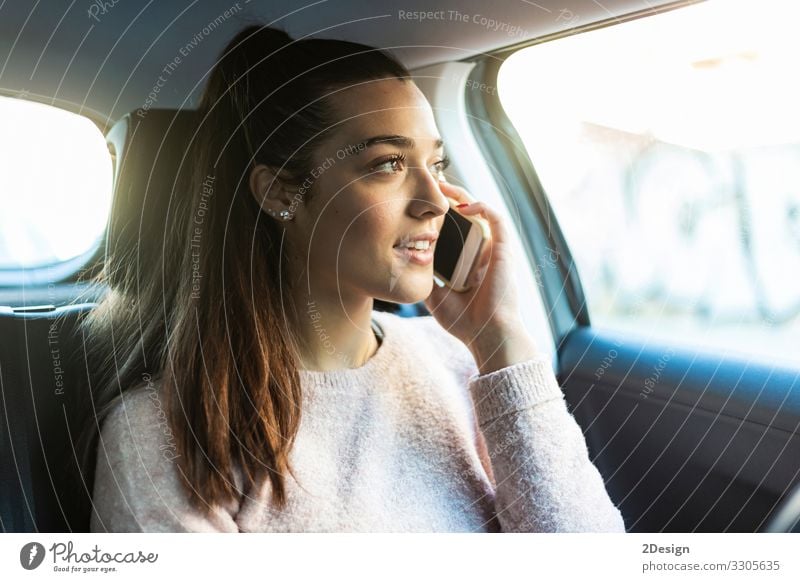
left=438, top=181, right=474, bottom=205
left=470, top=263, right=488, bottom=287
left=457, top=201, right=509, bottom=246
left=476, top=233, right=492, bottom=271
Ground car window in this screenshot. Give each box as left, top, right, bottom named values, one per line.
left=497, top=0, right=800, bottom=366
left=0, top=96, right=112, bottom=275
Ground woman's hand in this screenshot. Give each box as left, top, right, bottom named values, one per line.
left=424, top=181, right=540, bottom=374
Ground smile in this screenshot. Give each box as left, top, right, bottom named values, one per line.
left=393, top=243, right=435, bottom=266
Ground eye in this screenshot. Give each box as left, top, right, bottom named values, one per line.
left=371, top=153, right=406, bottom=175
left=370, top=153, right=451, bottom=177
left=433, top=154, right=451, bottom=178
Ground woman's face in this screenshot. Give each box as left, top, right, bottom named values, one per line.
left=289, top=77, right=450, bottom=305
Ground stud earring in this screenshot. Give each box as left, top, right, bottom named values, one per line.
left=265, top=204, right=292, bottom=221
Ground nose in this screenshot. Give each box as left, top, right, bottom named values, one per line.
left=407, top=165, right=449, bottom=219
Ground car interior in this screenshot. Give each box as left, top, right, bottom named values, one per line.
left=1, top=0, right=799, bottom=533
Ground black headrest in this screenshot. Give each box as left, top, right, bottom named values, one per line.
left=104, top=109, right=197, bottom=290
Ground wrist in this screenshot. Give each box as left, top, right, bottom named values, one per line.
left=468, top=323, right=540, bottom=376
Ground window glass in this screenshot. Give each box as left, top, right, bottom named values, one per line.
left=0, top=96, right=112, bottom=272
left=498, top=0, right=800, bottom=365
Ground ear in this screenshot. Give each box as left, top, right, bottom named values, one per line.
left=248, top=163, right=297, bottom=218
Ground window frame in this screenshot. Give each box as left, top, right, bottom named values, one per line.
left=462, top=0, right=703, bottom=347
left=0, top=91, right=112, bottom=289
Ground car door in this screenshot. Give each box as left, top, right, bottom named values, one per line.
left=460, top=0, right=800, bottom=532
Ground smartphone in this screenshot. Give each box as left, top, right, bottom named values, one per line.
left=433, top=196, right=491, bottom=292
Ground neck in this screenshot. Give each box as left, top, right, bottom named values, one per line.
left=288, top=284, right=378, bottom=372
left=281, top=229, right=379, bottom=372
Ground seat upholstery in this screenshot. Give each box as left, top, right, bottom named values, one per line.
left=0, top=303, right=96, bottom=532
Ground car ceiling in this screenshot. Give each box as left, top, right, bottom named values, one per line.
left=0, top=0, right=675, bottom=126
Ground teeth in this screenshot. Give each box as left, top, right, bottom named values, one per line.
left=403, top=240, right=431, bottom=250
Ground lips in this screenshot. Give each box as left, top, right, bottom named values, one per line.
left=393, top=231, right=439, bottom=249
left=393, top=244, right=434, bottom=266
left=392, top=230, right=438, bottom=267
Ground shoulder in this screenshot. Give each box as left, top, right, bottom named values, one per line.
left=102, top=376, right=164, bottom=429
left=92, top=375, right=242, bottom=532
left=99, top=375, right=179, bottom=465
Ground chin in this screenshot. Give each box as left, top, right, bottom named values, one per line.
left=382, top=271, right=434, bottom=304
left=395, top=275, right=434, bottom=303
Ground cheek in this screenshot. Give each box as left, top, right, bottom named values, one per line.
left=329, top=188, right=397, bottom=251
left=345, top=207, right=395, bottom=254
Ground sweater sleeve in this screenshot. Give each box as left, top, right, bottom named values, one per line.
left=89, top=387, right=241, bottom=533
left=467, top=354, right=626, bottom=533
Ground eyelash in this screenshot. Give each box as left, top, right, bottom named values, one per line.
left=371, top=153, right=451, bottom=176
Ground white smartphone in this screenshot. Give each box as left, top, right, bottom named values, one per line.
left=433, top=196, right=491, bottom=292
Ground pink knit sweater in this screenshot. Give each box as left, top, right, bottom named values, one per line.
left=89, top=310, right=626, bottom=532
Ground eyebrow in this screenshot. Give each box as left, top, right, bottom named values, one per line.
left=347, top=134, right=444, bottom=155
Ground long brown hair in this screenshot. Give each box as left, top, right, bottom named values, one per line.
left=77, top=24, right=411, bottom=514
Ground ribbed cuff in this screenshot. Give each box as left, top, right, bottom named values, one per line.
left=468, top=355, right=564, bottom=426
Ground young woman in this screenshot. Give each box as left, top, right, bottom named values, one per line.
left=82, top=24, right=625, bottom=532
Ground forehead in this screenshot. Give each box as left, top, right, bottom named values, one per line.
left=324, top=78, right=441, bottom=149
